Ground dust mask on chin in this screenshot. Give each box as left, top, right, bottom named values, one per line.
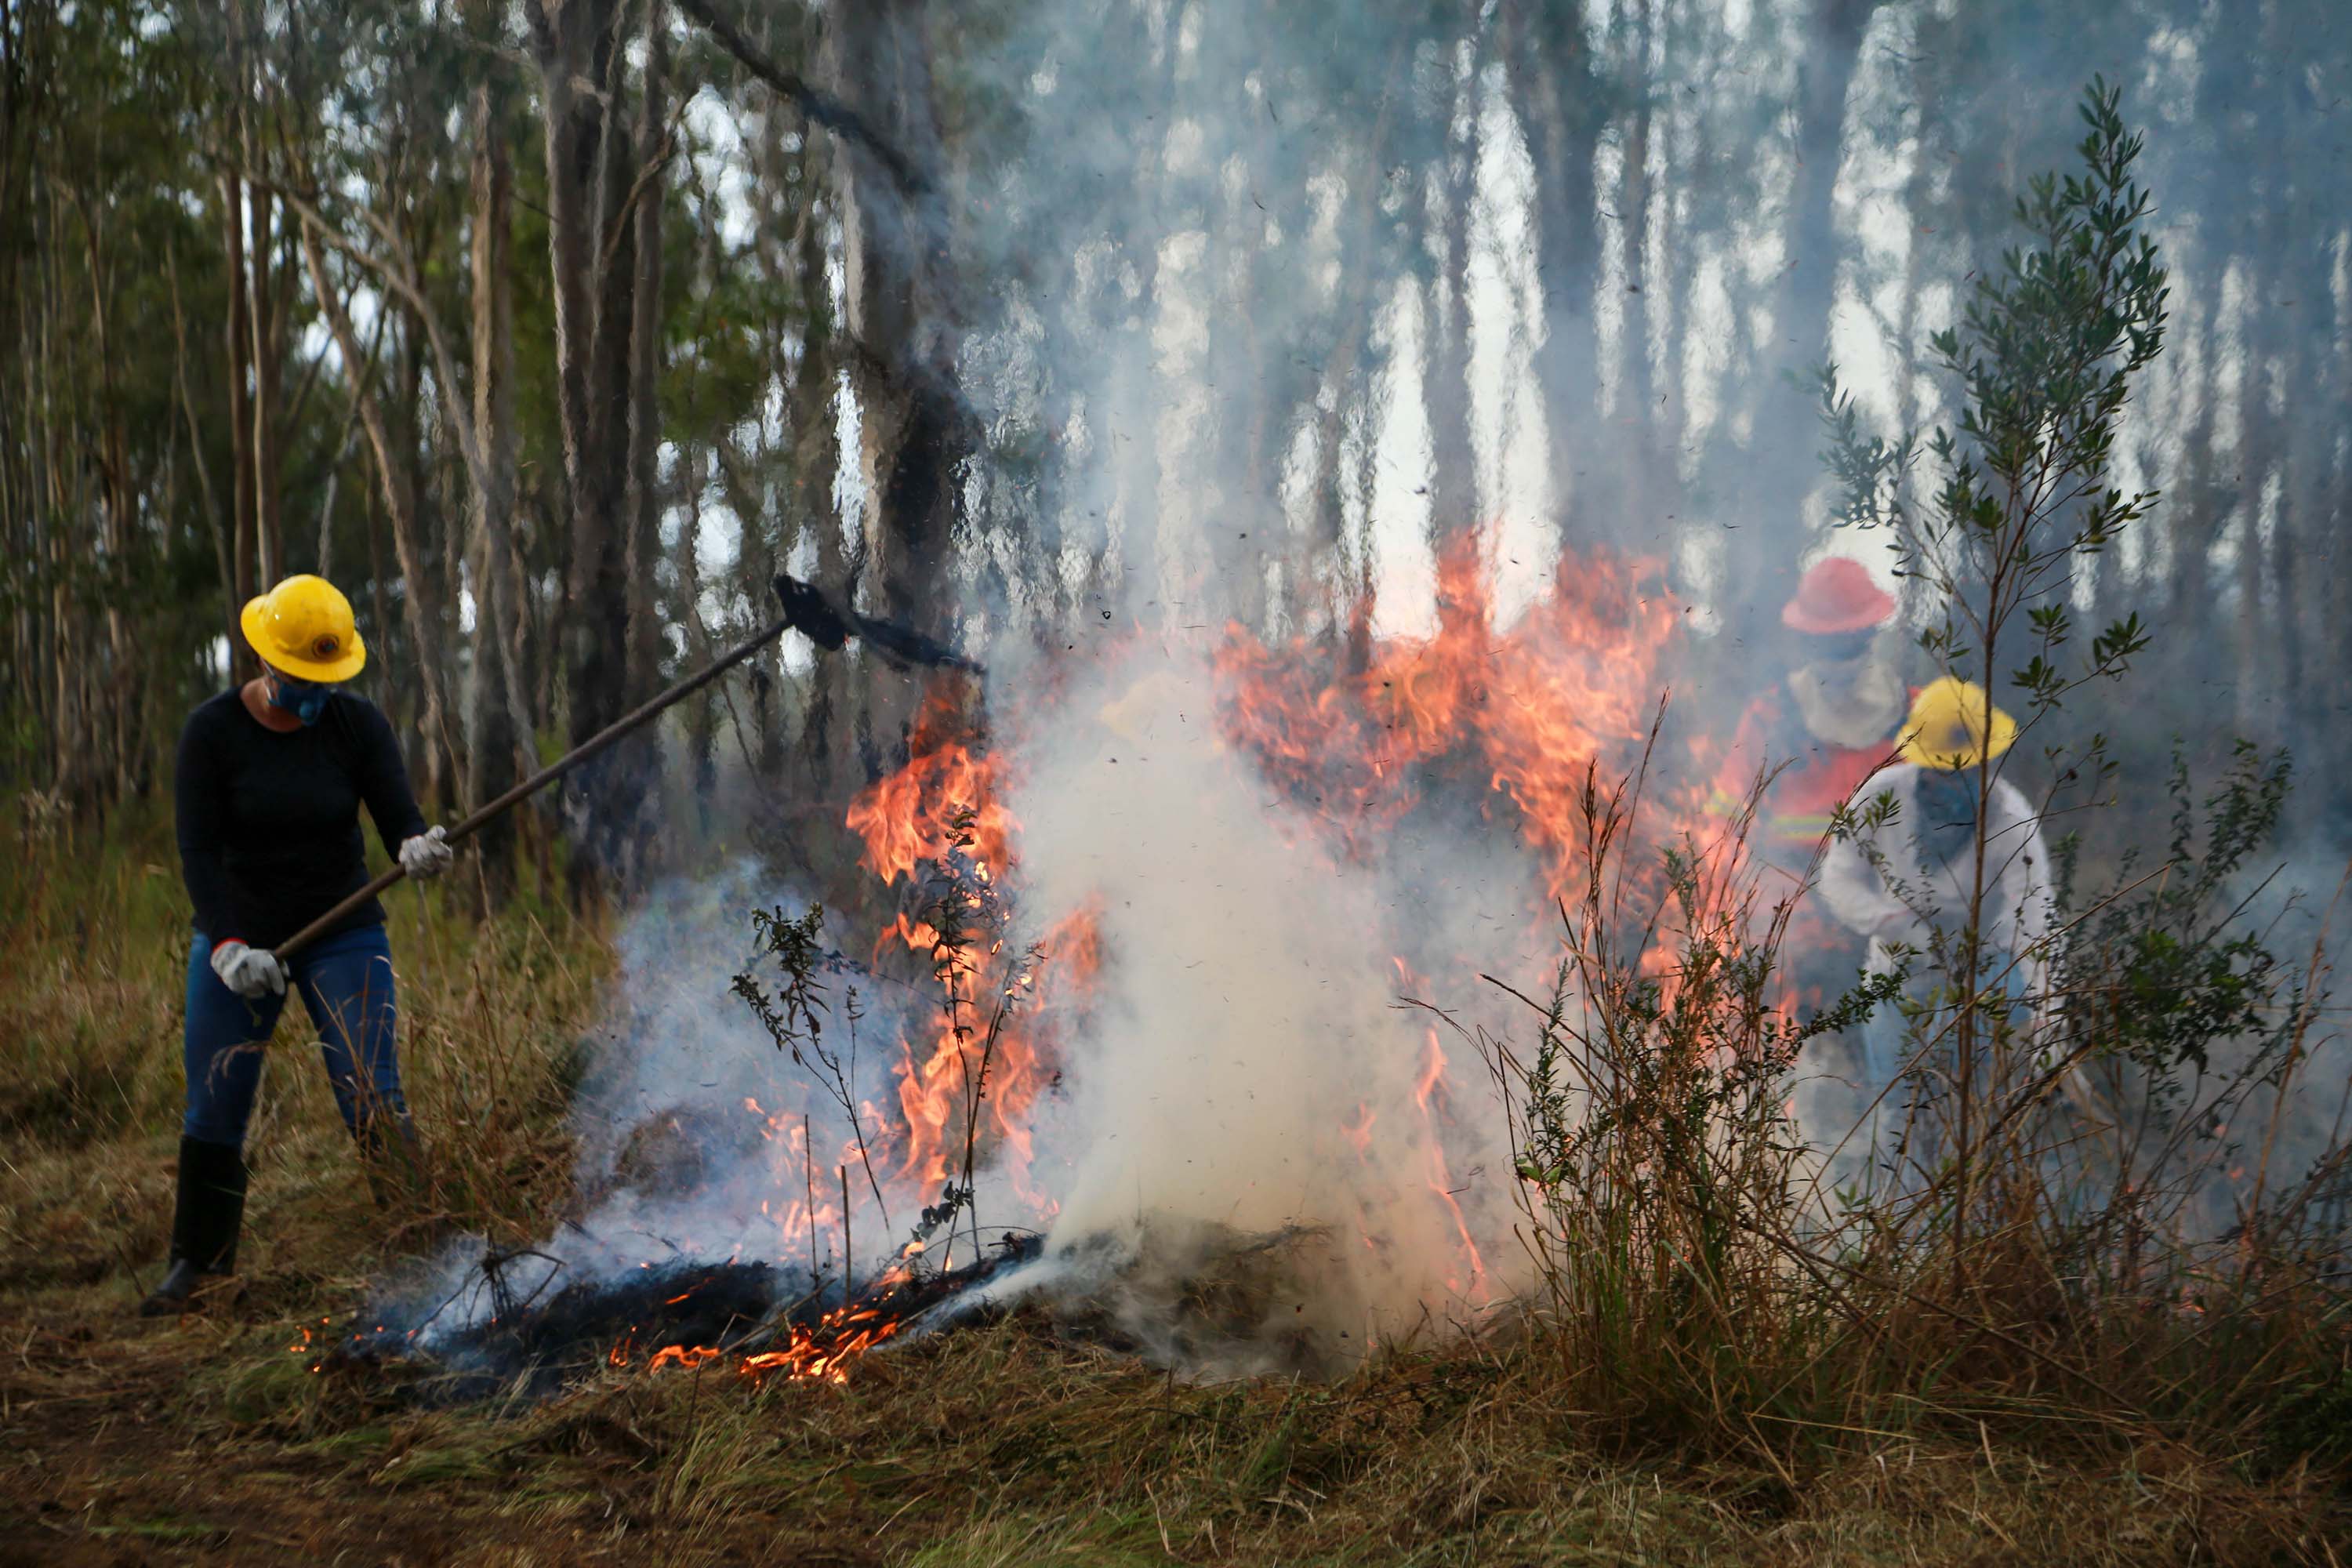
left=267, top=671, right=334, bottom=726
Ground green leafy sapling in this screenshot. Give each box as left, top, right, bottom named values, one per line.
left=1817, top=79, right=2171, bottom=1218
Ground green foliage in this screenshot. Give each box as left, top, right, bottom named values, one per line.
left=2055, top=741, right=2294, bottom=1083
left=1813, top=81, right=2180, bottom=1211
left=1820, top=77, right=2169, bottom=731
left=1490, top=76, right=2351, bottom=1467
left=730, top=902, right=831, bottom=1064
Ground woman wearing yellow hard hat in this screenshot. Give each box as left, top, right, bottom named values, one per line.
left=1816, top=677, right=2057, bottom=1163
left=147, top=574, right=455, bottom=1316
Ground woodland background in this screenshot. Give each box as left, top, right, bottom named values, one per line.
left=3, top=0, right=2348, bottom=896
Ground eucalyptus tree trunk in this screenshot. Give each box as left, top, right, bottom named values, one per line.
left=612, top=0, right=671, bottom=875
left=1500, top=0, right=1602, bottom=533
left=1611, top=0, right=1658, bottom=537
left=531, top=0, right=654, bottom=890
left=1423, top=50, right=1480, bottom=593
left=622, top=0, right=669, bottom=713
left=226, top=0, right=286, bottom=590
left=828, top=0, right=964, bottom=771
left=792, top=153, right=847, bottom=795
left=465, top=71, right=526, bottom=902
left=220, top=165, right=259, bottom=633
left=301, top=227, right=453, bottom=809
left=1718, top=0, right=1877, bottom=638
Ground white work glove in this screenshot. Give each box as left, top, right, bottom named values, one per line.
left=398, top=826, right=453, bottom=880
left=210, top=940, right=286, bottom=999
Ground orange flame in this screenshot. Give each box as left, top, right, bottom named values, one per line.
left=1217, top=534, right=1696, bottom=907
left=844, top=697, right=1013, bottom=886
left=1215, top=535, right=1709, bottom=1292
left=712, top=535, right=1708, bottom=1376
left=633, top=1302, right=908, bottom=1388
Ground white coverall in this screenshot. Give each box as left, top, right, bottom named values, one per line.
left=1815, top=763, right=2059, bottom=1094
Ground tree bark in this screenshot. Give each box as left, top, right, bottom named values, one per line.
left=532, top=0, right=647, bottom=890
left=1719, top=0, right=1878, bottom=644
left=829, top=0, right=964, bottom=764
left=302, top=225, right=453, bottom=809
left=623, top=0, right=669, bottom=712
left=221, top=168, right=258, bottom=644
left=227, top=0, right=283, bottom=589
left=1423, top=52, right=1481, bottom=596
left=1500, top=0, right=1603, bottom=536
left=466, top=72, right=526, bottom=902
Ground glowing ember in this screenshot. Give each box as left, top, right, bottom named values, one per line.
left=640, top=1302, right=906, bottom=1387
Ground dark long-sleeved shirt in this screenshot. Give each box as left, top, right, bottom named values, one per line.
left=173, top=689, right=430, bottom=949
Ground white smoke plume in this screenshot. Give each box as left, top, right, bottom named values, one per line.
left=993, top=640, right=1519, bottom=1364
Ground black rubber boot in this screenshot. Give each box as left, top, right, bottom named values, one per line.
left=139, top=1136, right=247, bottom=1317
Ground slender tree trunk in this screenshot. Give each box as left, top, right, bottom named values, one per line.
left=623, top=0, right=668, bottom=712
left=466, top=74, right=524, bottom=902
left=302, top=227, right=452, bottom=808
left=221, top=170, right=257, bottom=643
left=610, top=0, right=670, bottom=877
left=1720, top=0, right=1878, bottom=635
left=364, top=479, right=394, bottom=711
left=532, top=0, right=644, bottom=891
left=226, top=0, right=281, bottom=587
left=1424, top=55, right=1479, bottom=570
left=1500, top=0, right=1602, bottom=537
left=830, top=0, right=964, bottom=775
left=245, top=162, right=282, bottom=587
left=782, top=52, right=848, bottom=797
left=1613, top=0, right=1657, bottom=535
left=2325, top=220, right=2352, bottom=829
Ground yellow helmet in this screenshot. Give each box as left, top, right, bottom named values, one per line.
left=240, top=574, right=368, bottom=682
left=1897, top=676, right=2017, bottom=770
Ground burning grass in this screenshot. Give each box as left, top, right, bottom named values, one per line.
left=4, top=801, right=2350, bottom=1563
left=320, top=1234, right=1050, bottom=1402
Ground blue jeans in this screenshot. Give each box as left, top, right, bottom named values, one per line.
left=184, top=924, right=407, bottom=1147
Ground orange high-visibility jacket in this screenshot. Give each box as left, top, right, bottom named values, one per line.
left=1710, top=687, right=1893, bottom=865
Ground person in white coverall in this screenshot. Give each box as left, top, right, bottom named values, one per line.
left=1816, top=677, right=2058, bottom=1162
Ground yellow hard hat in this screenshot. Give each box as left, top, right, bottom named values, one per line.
left=240, top=574, right=367, bottom=682
left=1897, top=676, right=2016, bottom=770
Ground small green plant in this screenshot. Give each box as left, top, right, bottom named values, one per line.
left=730, top=901, right=898, bottom=1270
left=729, top=804, right=1045, bottom=1279
left=1479, top=78, right=2350, bottom=1471
left=1819, top=76, right=2170, bottom=1243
